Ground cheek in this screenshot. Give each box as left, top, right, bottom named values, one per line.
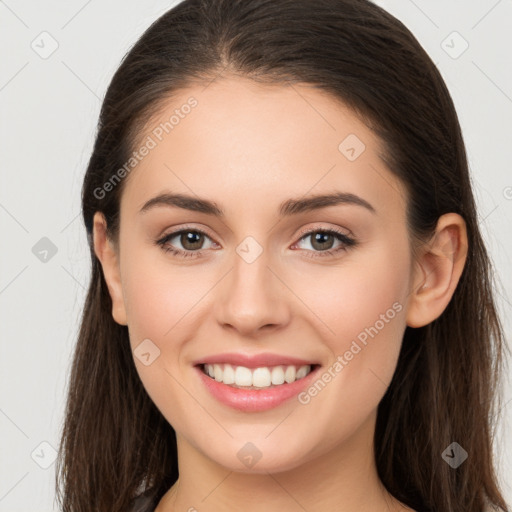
left=293, top=243, right=410, bottom=438
left=120, top=248, right=210, bottom=426
left=296, top=239, right=410, bottom=350
left=122, top=257, right=208, bottom=351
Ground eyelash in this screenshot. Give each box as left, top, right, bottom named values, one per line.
left=155, top=226, right=357, bottom=260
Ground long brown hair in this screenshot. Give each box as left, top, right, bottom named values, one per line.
left=55, top=1, right=510, bottom=510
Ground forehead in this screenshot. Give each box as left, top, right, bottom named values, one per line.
left=121, top=76, right=406, bottom=221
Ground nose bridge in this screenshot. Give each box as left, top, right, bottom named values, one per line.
left=215, top=234, right=288, bottom=334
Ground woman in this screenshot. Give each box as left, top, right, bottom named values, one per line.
left=55, top=0, right=510, bottom=511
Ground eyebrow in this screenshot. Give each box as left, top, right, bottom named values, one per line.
left=138, top=191, right=376, bottom=217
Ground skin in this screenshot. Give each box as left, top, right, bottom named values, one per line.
left=93, top=76, right=467, bottom=512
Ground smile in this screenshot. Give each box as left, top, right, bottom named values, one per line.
left=195, top=362, right=321, bottom=412
left=201, top=363, right=315, bottom=389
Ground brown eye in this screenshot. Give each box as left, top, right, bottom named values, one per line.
left=179, top=231, right=205, bottom=251
left=156, top=228, right=217, bottom=258
left=293, top=228, right=357, bottom=260
left=309, top=232, right=336, bottom=251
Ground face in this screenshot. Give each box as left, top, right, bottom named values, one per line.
left=100, top=76, right=417, bottom=473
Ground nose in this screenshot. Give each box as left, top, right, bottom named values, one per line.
left=214, top=245, right=290, bottom=337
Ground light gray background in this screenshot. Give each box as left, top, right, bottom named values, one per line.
left=0, top=1, right=511, bottom=510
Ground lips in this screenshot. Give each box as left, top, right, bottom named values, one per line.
left=192, top=352, right=320, bottom=369
left=195, top=363, right=322, bottom=412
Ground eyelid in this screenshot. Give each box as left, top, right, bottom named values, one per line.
left=157, top=225, right=218, bottom=248
left=157, top=223, right=217, bottom=242
left=156, top=223, right=356, bottom=258
left=293, top=223, right=354, bottom=240
left=291, top=226, right=356, bottom=256
left=157, top=222, right=353, bottom=243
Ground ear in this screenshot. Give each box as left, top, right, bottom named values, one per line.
left=406, top=213, right=468, bottom=328
left=92, top=212, right=128, bottom=326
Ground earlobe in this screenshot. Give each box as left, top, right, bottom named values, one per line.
left=92, top=212, right=128, bottom=326
left=406, top=213, right=468, bottom=328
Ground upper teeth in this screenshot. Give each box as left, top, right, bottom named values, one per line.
left=203, top=364, right=312, bottom=388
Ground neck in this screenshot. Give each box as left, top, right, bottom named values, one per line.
left=156, top=411, right=412, bottom=512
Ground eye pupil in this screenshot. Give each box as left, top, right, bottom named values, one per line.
left=181, top=231, right=204, bottom=250
left=311, top=232, right=334, bottom=250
